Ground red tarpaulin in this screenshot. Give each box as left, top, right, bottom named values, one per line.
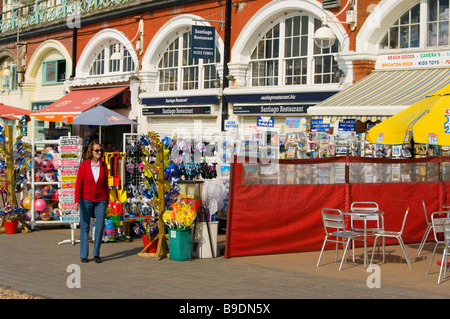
left=0, top=103, right=29, bottom=119
left=225, top=156, right=447, bottom=258
left=30, top=86, right=128, bottom=122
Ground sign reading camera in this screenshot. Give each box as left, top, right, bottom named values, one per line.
left=191, top=25, right=216, bottom=60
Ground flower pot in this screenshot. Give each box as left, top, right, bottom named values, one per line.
left=4, top=219, right=19, bottom=234
left=142, top=235, right=158, bottom=253
left=168, top=228, right=192, bottom=261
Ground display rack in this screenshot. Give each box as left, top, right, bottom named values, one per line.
left=29, top=139, right=63, bottom=229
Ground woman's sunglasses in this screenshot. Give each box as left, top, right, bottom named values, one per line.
left=93, top=149, right=103, bottom=153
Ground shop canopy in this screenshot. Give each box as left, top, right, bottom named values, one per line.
left=31, top=86, right=128, bottom=122
left=366, top=84, right=450, bottom=146
left=0, top=103, right=29, bottom=120
left=308, top=68, right=450, bottom=121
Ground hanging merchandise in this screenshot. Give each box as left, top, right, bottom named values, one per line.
left=0, top=117, right=32, bottom=233
left=201, top=179, right=227, bottom=221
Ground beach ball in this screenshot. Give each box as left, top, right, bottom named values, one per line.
left=40, top=208, right=52, bottom=221
left=52, top=208, right=61, bottom=220
left=34, top=188, right=43, bottom=199
left=34, top=199, right=47, bottom=212
left=22, top=196, right=32, bottom=210
left=42, top=185, right=54, bottom=197
left=35, top=171, right=45, bottom=182
left=40, top=159, right=54, bottom=173
left=44, top=172, right=57, bottom=182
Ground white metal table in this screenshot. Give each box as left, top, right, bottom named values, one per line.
left=341, top=209, right=384, bottom=268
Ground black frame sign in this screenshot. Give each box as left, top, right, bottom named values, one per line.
left=191, top=25, right=216, bottom=60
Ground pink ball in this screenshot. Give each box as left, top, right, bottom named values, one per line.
left=34, top=199, right=47, bottom=212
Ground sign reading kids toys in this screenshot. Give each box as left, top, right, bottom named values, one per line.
left=376, top=50, right=450, bottom=69
left=58, top=136, right=82, bottom=223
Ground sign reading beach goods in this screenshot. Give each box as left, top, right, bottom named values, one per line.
left=376, top=50, right=450, bottom=69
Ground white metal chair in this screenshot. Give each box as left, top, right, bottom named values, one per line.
left=426, top=212, right=448, bottom=275
left=438, top=218, right=450, bottom=284
left=317, top=208, right=364, bottom=271
left=370, top=207, right=411, bottom=269
left=417, top=200, right=432, bottom=256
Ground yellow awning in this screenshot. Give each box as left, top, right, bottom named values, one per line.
left=366, top=84, right=450, bottom=145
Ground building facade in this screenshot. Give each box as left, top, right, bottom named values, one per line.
left=0, top=0, right=449, bottom=143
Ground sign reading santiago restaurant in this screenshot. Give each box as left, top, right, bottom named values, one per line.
left=191, top=25, right=216, bottom=60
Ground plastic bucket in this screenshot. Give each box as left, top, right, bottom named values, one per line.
left=4, top=219, right=18, bottom=234
left=168, top=228, right=192, bottom=261
left=142, top=235, right=158, bottom=253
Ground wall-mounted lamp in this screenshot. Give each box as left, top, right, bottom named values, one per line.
left=314, top=0, right=357, bottom=49
left=111, top=18, right=144, bottom=61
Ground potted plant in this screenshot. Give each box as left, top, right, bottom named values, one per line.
left=163, top=202, right=197, bottom=261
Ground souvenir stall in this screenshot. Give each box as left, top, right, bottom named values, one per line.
left=123, top=131, right=226, bottom=259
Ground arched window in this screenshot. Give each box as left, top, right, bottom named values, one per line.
left=249, top=14, right=340, bottom=87
left=380, top=4, right=421, bottom=49
left=158, top=31, right=221, bottom=91
left=380, top=0, right=449, bottom=50
left=89, top=43, right=135, bottom=76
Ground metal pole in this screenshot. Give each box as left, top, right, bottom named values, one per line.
left=221, top=0, right=232, bottom=131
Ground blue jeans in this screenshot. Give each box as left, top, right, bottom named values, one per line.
left=79, top=199, right=107, bottom=259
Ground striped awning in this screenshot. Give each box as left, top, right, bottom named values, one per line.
left=312, top=115, right=389, bottom=122
left=308, top=68, right=450, bottom=117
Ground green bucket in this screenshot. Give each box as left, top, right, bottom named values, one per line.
left=168, top=228, right=192, bottom=261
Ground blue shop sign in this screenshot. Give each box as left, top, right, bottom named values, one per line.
left=191, top=25, right=216, bottom=60
left=310, top=119, right=330, bottom=132
left=257, top=116, right=274, bottom=128
left=338, top=119, right=356, bottom=131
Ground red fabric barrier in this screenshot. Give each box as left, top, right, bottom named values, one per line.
left=225, top=156, right=450, bottom=258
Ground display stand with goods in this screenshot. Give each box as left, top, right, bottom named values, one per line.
left=136, top=132, right=172, bottom=260
left=28, top=137, right=69, bottom=230
left=103, top=151, right=127, bottom=242
left=0, top=117, right=31, bottom=234
left=57, top=136, right=82, bottom=245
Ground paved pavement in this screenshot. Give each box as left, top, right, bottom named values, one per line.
left=1, top=224, right=449, bottom=305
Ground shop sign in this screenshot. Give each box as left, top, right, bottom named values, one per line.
left=376, top=50, right=450, bottom=69
left=225, top=120, right=238, bottom=131
left=310, top=119, right=330, bottom=132
left=338, top=119, right=355, bottom=131
left=257, top=116, right=274, bottom=128
left=286, top=117, right=307, bottom=131
left=142, top=95, right=219, bottom=105
left=226, top=92, right=337, bottom=104
left=142, top=106, right=211, bottom=116
left=233, top=104, right=311, bottom=114
left=190, top=25, right=216, bottom=60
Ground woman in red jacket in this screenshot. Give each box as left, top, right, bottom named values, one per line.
left=75, top=140, right=110, bottom=263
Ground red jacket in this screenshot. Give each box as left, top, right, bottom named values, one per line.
left=75, top=159, right=110, bottom=203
